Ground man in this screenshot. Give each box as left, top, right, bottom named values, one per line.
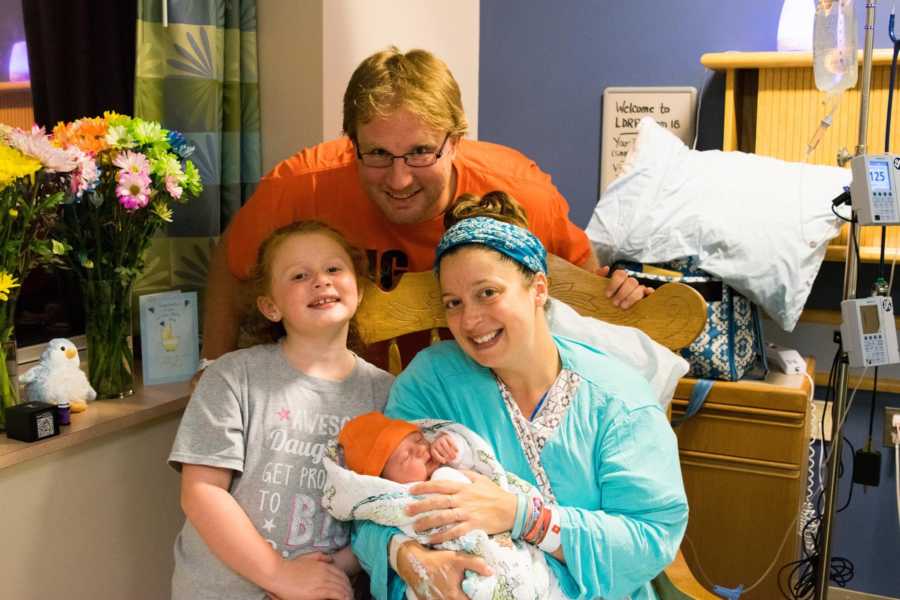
left=202, top=47, right=646, bottom=363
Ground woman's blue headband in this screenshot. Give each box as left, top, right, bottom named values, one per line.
left=435, top=217, right=548, bottom=274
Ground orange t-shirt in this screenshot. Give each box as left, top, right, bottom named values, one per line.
left=227, top=137, right=591, bottom=289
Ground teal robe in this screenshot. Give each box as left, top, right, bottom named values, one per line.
left=352, top=336, right=688, bottom=600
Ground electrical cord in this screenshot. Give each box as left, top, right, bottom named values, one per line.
left=831, top=203, right=853, bottom=223
left=778, top=347, right=858, bottom=598
left=800, top=372, right=820, bottom=554
left=683, top=510, right=800, bottom=597
left=838, top=436, right=855, bottom=513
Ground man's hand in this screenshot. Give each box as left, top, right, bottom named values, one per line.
left=596, top=265, right=653, bottom=309
left=430, top=433, right=459, bottom=465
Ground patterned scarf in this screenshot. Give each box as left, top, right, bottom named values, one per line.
left=435, top=216, right=548, bottom=274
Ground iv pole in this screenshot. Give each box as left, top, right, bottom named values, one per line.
left=814, top=1, right=878, bottom=598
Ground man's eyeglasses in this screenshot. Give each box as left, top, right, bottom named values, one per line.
left=356, top=133, right=451, bottom=168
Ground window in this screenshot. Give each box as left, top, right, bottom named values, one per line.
left=1, top=1, right=85, bottom=354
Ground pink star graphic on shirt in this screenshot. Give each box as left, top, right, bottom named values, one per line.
left=277, top=408, right=291, bottom=421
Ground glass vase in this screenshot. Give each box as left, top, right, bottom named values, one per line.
left=0, top=295, right=19, bottom=430
left=83, top=279, right=135, bottom=399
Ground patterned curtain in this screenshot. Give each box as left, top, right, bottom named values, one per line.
left=133, top=0, right=261, bottom=298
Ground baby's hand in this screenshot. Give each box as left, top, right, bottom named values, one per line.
left=430, top=433, right=459, bottom=464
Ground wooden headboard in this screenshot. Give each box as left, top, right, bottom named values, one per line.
left=356, top=253, right=707, bottom=351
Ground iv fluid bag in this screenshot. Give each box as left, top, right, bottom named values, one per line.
left=813, top=0, right=858, bottom=93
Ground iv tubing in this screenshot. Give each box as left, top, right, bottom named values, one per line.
left=816, top=1, right=878, bottom=597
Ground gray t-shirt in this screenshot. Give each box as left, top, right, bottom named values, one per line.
left=168, top=343, right=393, bottom=600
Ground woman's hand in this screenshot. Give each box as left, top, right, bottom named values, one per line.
left=407, top=470, right=516, bottom=543
left=267, top=552, right=353, bottom=600
left=396, top=540, right=492, bottom=600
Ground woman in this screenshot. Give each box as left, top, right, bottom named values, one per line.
left=352, top=192, right=688, bottom=600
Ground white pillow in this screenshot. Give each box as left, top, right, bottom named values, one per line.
left=547, top=298, right=688, bottom=406
left=586, top=117, right=849, bottom=332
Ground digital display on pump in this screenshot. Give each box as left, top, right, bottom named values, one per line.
left=861, top=304, right=880, bottom=334
left=869, top=160, right=891, bottom=192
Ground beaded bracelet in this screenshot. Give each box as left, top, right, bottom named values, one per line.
left=520, top=496, right=543, bottom=540
left=511, top=493, right=528, bottom=539
left=522, top=506, right=547, bottom=543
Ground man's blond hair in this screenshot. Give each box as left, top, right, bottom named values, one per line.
left=343, top=47, right=468, bottom=142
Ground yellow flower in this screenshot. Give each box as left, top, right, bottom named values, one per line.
left=0, top=271, right=20, bottom=302
left=0, top=144, right=41, bottom=188
left=8, top=208, right=18, bottom=218
left=150, top=201, right=173, bottom=223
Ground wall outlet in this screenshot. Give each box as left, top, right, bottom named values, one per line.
left=812, top=400, right=833, bottom=442
left=883, top=407, right=900, bottom=448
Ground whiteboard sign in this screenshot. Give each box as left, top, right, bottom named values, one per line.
left=600, top=86, right=697, bottom=193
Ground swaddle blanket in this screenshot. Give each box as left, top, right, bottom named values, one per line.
left=322, top=419, right=565, bottom=600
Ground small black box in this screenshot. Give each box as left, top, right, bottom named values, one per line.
left=5, top=401, right=60, bottom=443
left=852, top=449, right=881, bottom=487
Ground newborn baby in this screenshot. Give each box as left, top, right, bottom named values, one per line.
left=339, top=411, right=471, bottom=485
left=330, top=413, right=565, bottom=600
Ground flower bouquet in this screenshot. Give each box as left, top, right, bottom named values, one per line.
left=0, top=125, right=90, bottom=426
left=52, top=113, right=202, bottom=398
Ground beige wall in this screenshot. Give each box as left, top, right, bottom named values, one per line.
left=258, top=0, right=324, bottom=173
left=0, top=415, right=183, bottom=600
left=322, top=0, right=480, bottom=141
left=258, top=0, right=480, bottom=174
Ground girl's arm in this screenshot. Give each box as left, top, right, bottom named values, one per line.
left=329, top=545, right=360, bottom=576
left=182, top=464, right=353, bottom=600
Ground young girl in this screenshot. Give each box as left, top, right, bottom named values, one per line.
left=168, top=221, right=394, bottom=600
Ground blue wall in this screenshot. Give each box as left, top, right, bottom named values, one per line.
left=479, top=1, right=900, bottom=597
left=479, top=0, right=895, bottom=227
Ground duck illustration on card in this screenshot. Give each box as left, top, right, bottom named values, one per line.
left=139, top=290, right=199, bottom=385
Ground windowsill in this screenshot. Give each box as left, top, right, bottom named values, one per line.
left=0, top=376, right=190, bottom=471
left=0, top=80, right=30, bottom=92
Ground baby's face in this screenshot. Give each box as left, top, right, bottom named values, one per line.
left=381, top=431, right=438, bottom=483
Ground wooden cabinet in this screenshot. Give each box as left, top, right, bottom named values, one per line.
left=672, top=361, right=814, bottom=600
left=701, top=51, right=900, bottom=264
left=0, top=81, right=33, bottom=129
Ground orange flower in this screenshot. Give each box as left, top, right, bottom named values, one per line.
left=53, top=117, right=109, bottom=154
left=51, top=122, right=74, bottom=148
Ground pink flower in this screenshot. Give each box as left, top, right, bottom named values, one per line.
left=116, top=171, right=151, bottom=210
left=164, top=175, right=183, bottom=200
left=112, top=150, right=150, bottom=176
left=70, top=147, right=99, bottom=196
left=7, top=125, right=81, bottom=173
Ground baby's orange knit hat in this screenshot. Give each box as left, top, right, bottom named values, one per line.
left=338, top=412, right=420, bottom=476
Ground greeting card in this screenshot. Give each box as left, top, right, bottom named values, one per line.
left=139, top=290, right=199, bottom=385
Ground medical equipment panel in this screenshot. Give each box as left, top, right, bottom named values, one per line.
left=840, top=296, right=900, bottom=367
left=849, top=153, right=900, bottom=225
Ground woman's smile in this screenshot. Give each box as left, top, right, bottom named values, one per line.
left=470, top=328, right=503, bottom=347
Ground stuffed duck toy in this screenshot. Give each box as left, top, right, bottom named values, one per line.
left=20, top=338, right=96, bottom=413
